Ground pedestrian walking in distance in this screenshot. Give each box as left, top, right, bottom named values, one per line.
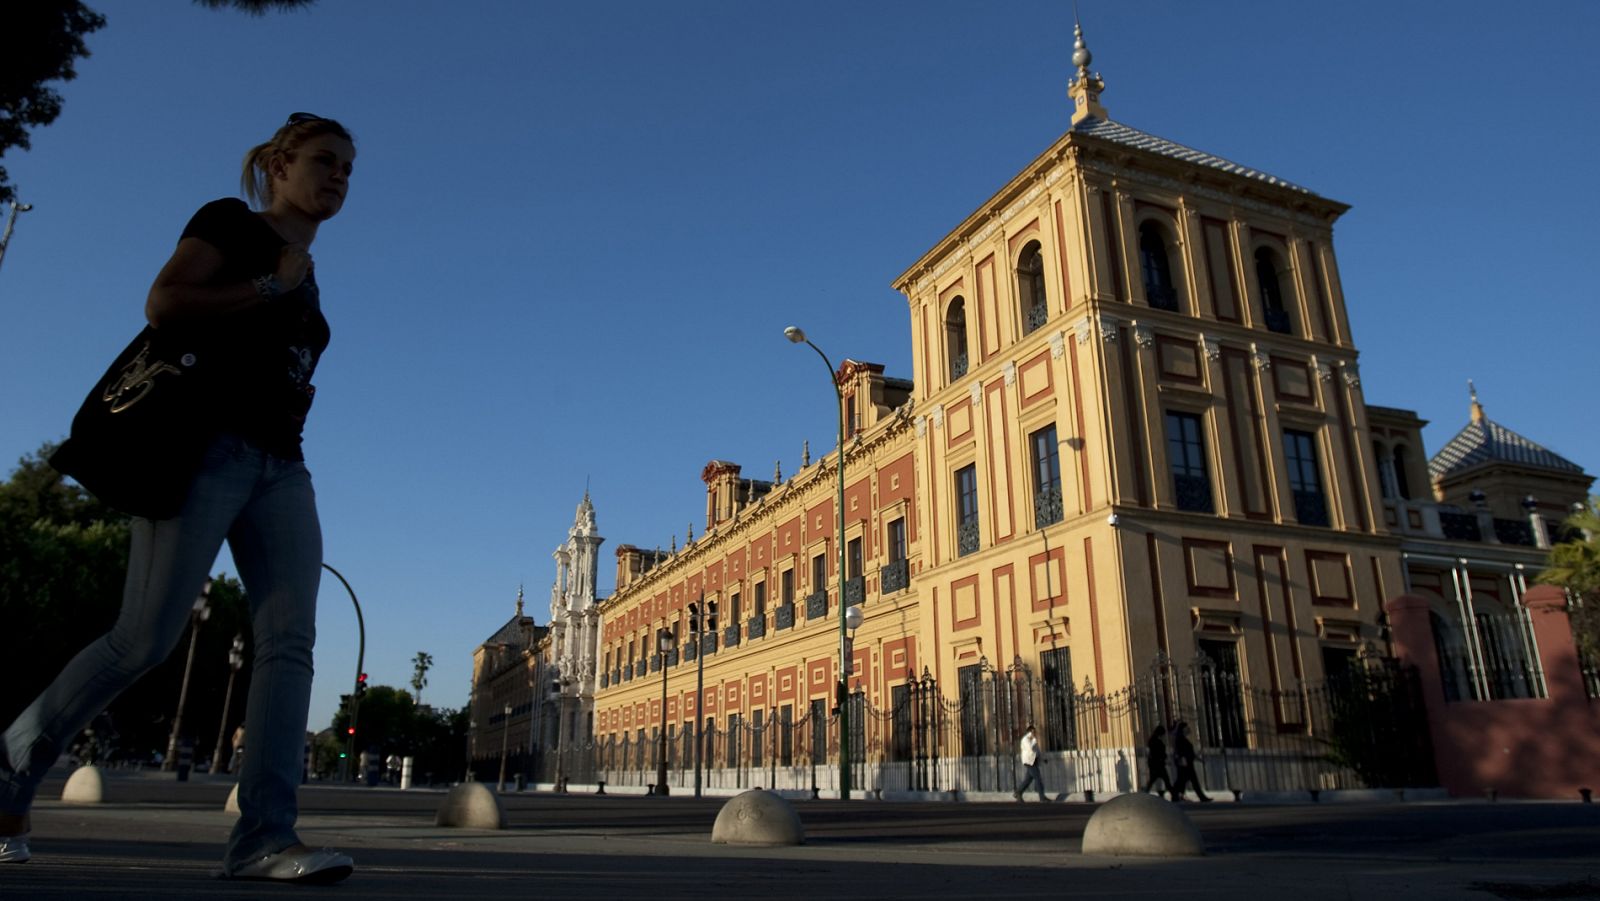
left=1013, top=724, right=1047, bottom=802
left=0, top=113, right=358, bottom=883
left=1143, top=725, right=1174, bottom=795
left=1169, top=721, right=1213, bottom=803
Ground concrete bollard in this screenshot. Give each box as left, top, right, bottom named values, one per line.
left=61, top=766, right=105, bottom=804
left=435, top=782, right=506, bottom=829
left=225, top=783, right=240, bottom=814
left=1081, top=793, right=1204, bottom=857
left=711, top=789, right=805, bottom=846
left=401, top=756, right=414, bottom=790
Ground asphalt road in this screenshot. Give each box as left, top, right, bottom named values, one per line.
left=3, top=772, right=1597, bottom=900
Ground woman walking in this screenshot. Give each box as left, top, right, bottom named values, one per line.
left=1, top=113, right=358, bottom=883
left=1169, top=721, right=1213, bottom=803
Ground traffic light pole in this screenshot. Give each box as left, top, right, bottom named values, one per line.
left=322, top=563, right=366, bottom=781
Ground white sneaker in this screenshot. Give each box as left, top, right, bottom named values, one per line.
left=223, top=845, right=352, bottom=884
left=0, top=834, right=29, bottom=864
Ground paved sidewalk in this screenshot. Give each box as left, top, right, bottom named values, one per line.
left=2, top=773, right=1597, bottom=900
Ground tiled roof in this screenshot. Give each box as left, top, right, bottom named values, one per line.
left=481, top=613, right=534, bottom=648
left=1070, top=116, right=1315, bottom=195
left=1428, top=418, right=1585, bottom=481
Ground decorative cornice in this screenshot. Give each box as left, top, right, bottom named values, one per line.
left=1250, top=343, right=1271, bottom=371
left=1342, top=361, right=1361, bottom=389
left=1312, top=356, right=1334, bottom=382
left=1074, top=320, right=1093, bottom=345
left=1003, top=361, right=1017, bottom=385
left=1049, top=330, right=1066, bottom=359
left=969, top=381, right=983, bottom=406
left=1200, top=334, right=1221, bottom=361
left=910, top=166, right=1069, bottom=295
left=1098, top=315, right=1120, bottom=344
left=932, top=405, right=945, bottom=430
left=1133, top=322, right=1154, bottom=349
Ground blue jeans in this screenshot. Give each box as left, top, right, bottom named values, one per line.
left=1, top=434, right=321, bottom=867
left=1016, top=762, right=1046, bottom=800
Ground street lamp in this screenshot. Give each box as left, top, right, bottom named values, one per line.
left=163, top=579, right=212, bottom=772
left=211, top=634, right=245, bottom=774
left=497, top=702, right=513, bottom=791
left=655, top=627, right=673, bottom=795
left=688, top=596, right=718, bottom=798
left=784, top=325, right=854, bottom=799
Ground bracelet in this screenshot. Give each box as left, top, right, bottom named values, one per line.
left=252, top=274, right=283, bottom=302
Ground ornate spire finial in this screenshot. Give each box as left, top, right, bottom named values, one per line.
left=802, top=439, right=811, bottom=467
left=515, top=584, right=524, bottom=616
left=1068, top=17, right=1108, bottom=125
left=687, top=522, right=694, bottom=543
left=671, top=534, right=677, bottom=553
left=774, top=460, right=783, bottom=482
left=1469, top=379, right=1485, bottom=424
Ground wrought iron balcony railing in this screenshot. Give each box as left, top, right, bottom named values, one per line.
left=775, top=604, right=796, bottom=631
left=1034, top=486, right=1063, bottom=527
left=957, top=519, right=981, bottom=556
left=844, top=576, right=865, bottom=607
left=880, top=559, right=909, bottom=594
left=805, top=590, right=828, bottom=620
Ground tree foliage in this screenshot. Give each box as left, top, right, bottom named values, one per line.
left=323, top=686, right=466, bottom=784
left=0, top=445, right=253, bottom=762
left=1538, top=497, right=1600, bottom=660
left=2, top=0, right=316, bottom=203
left=0, top=2, right=105, bottom=204
left=411, top=651, right=433, bottom=705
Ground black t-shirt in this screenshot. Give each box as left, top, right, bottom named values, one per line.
left=178, top=198, right=331, bottom=460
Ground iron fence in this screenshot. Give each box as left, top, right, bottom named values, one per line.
left=513, top=655, right=1434, bottom=796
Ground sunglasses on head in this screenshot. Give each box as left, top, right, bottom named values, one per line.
left=285, top=112, right=326, bottom=126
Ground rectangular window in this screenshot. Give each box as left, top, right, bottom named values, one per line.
left=890, top=684, right=911, bottom=762
left=887, top=518, right=907, bottom=562
left=1165, top=411, right=1215, bottom=513
left=704, top=717, right=716, bottom=769
left=730, top=591, right=741, bottom=625
left=1030, top=424, right=1063, bottom=526
left=751, top=709, right=764, bottom=767
left=1283, top=428, right=1330, bottom=526
left=956, top=464, right=979, bottom=556
left=726, top=713, right=741, bottom=768
left=958, top=664, right=987, bottom=755
left=754, top=580, right=766, bottom=618
left=780, top=704, right=794, bottom=766
left=781, top=569, right=794, bottom=605
left=847, top=537, right=863, bottom=580
left=1040, top=647, right=1076, bottom=750
left=811, top=553, right=827, bottom=591
left=845, top=394, right=857, bottom=439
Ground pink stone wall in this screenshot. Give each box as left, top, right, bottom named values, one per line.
left=1385, top=587, right=1600, bottom=800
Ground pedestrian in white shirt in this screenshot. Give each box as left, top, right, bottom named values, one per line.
left=1013, top=724, right=1047, bottom=802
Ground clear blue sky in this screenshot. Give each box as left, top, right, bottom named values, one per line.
left=4, top=1, right=1596, bottom=732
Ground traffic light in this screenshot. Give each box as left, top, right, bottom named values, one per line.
left=707, top=601, right=718, bottom=632
left=355, top=672, right=369, bottom=698
left=688, top=602, right=700, bottom=632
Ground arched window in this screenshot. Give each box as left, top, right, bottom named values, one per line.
left=1018, top=242, right=1048, bottom=335
left=1373, top=440, right=1396, bottom=500
left=1138, top=222, right=1179, bottom=312
left=1254, top=247, right=1292, bottom=334
left=945, top=296, right=969, bottom=381
left=1392, top=445, right=1413, bottom=500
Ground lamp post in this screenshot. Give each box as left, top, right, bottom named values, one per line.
left=688, top=595, right=718, bottom=798
left=496, top=702, right=513, bottom=791
left=163, top=579, right=212, bottom=771
left=211, top=634, right=245, bottom=774
left=0, top=200, right=34, bottom=278
left=784, top=325, right=853, bottom=799
left=655, top=627, right=673, bottom=795
left=320, top=563, right=367, bottom=782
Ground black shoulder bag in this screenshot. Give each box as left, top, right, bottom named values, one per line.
left=50, top=325, right=218, bottom=519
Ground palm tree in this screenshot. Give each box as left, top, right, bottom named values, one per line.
left=411, top=651, right=434, bottom=707
left=193, top=0, right=317, bottom=12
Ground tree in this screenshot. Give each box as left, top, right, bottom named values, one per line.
left=1538, top=497, right=1600, bottom=660
left=411, top=651, right=434, bottom=706
left=2, top=1, right=316, bottom=204
left=0, top=445, right=252, bottom=761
